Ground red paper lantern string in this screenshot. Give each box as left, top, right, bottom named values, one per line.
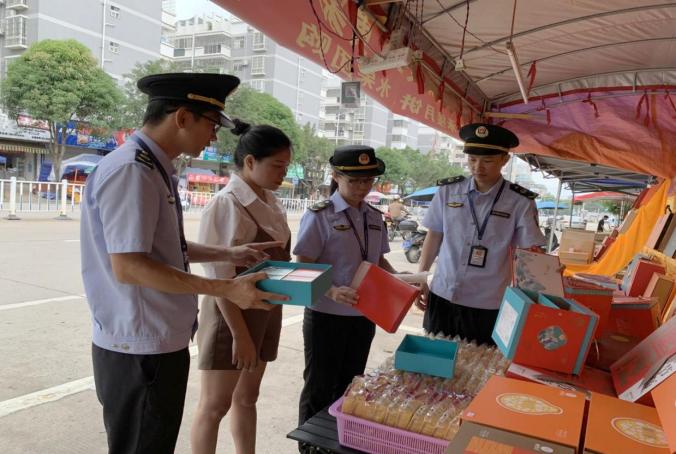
left=635, top=91, right=651, bottom=127
left=582, top=92, right=599, bottom=118
left=526, top=61, right=537, bottom=94
left=416, top=63, right=425, bottom=95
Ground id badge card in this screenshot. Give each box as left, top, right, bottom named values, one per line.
left=468, top=245, right=488, bottom=268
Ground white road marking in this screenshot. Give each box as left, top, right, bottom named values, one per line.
left=0, top=312, right=306, bottom=418
left=0, top=377, right=95, bottom=418
left=0, top=295, right=84, bottom=311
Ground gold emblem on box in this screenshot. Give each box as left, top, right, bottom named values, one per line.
left=496, top=393, right=563, bottom=415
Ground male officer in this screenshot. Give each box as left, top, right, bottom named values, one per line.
left=416, top=123, right=545, bottom=345
left=80, top=73, right=287, bottom=454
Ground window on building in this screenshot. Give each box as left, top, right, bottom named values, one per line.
left=234, top=37, right=245, bottom=49
left=173, top=37, right=191, bottom=49
left=251, top=55, right=265, bottom=75
left=393, top=119, right=405, bottom=128
left=252, top=32, right=265, bottom=50
left=109, top=41, right=120, bottom=54
left=173, top=48, right=185, bottom=57
left=204, top=44, right=221, bottom=54
left=391, top=135, right=403, bottom=143
left=249, top=79, right=266, bottom=92
left=5, top=15, right=27, bottom=48
left=109, top=5, right=121, bottom=19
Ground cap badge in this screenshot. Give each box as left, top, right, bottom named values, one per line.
left=358, top=153, right=371, bottom=165
left=475, top=126, right=489, bottom=138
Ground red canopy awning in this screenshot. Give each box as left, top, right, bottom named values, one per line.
left=574, top=191, right=636, bottom=202
left=187, top=173, right=229, bottom=185
left=216, top=1, right=675, bottom=179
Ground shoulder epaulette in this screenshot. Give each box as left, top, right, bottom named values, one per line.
left=134, top=148, right=154, bottom=169
left=309, top=200, right=332, bottom=212
left=366, top=203, right=385, bottom=215
left=437, top=175, right=465, bottom=186
left=510, top=183, right=538, bottom=200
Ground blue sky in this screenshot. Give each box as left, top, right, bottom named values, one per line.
left=175, top=0, right=227, bottom=19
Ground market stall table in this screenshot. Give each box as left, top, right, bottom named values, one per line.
left=287, top=407, right=363, bottom=454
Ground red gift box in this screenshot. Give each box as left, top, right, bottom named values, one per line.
left=350, top=261, right=419, bottom=333
left=610, top=317, right=676, bottom=406
left=608, top=295, right=660, bottom=340
left=564, top=276, right=612, bottom=337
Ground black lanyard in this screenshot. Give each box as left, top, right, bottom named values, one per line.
left=130, top=136, right=189, bottom=272
left=467, top=180, right=506, bottom=241
left=343, top=210, right=369, bottom=261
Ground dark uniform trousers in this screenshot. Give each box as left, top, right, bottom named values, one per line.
left=423, top=291, right=499, bottom=346
left=298, top=308, right=375, bottom=426
left=92, top=344, right=190, bottom=454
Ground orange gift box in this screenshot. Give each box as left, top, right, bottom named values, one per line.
left=350, top=261, right=419, bottom=333
left=461, top=375, right=586, bottom=452
left=622, top=258, right=666, bottom=297
left=506, top=363, right=616, bottom=399
left=610, top=317, right=676, bottom=406
left=652, top=373, right=676, bottom=453
left=564, top=276, right=613, bottom=337
left=584, top=392, right=669, bottom=453
left=608, top=295, right=660, bottom=341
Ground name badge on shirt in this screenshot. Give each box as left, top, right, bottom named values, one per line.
left=368, top=223, right=382, bottom=231
left=468, top=245, right=488, bottom=268
left=490, top=210, right=510, bottom=218
left=333, top=224, right=351, bottom=231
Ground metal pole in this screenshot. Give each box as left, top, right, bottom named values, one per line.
left=7, top=176, right=19, bottom=220
left=57, top=179, right=68, bottom=219
left=548, top=178, right=563, bottom=252
left=569, top=182, right=575, bottom=228
left=100, top=0, right=107, bottom=68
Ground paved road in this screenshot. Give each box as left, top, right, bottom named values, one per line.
left=0, top=212, right=426, bottom=454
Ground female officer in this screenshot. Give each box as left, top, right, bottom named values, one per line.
left=191, top=120, right=292, bottom=454
left=294, top=145, right=398, bottom=427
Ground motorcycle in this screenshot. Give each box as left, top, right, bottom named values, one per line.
left=402, top=226, right=427, bottom=263
left=384, top=213, right=418, bottom=241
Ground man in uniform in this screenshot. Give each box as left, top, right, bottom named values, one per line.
left=416, top=123, right=545, bottom=345
left=80, top=73, right=288, bottom=454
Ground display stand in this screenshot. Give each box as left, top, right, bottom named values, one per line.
left=287, top=407, right=363, bottom=454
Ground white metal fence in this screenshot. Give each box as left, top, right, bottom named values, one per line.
left=0, top=178, right=326, bottom=217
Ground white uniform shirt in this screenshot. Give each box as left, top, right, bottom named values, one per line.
left=423, top=177, right=546, bottom=310
left=80, top=131, right=197, bottom=354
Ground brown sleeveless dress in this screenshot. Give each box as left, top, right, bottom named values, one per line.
left=197, top=195, right=291, bottom=370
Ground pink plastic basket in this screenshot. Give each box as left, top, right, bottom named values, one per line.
left=328, top=397, right=450, bottom=454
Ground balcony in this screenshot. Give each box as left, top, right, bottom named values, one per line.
left=4, top=15, right=27, bottom=49
left=172, top=46, right=230, bottom=59
left=6, top=0, right=28, bottom=10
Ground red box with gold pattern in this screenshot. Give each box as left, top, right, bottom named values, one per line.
left=461, top=375, right=586, bottom=452
left=584, top=392, right=669, bottom=453
left=651, top=373, right=676, bottom=453
left=564, top=276, right=613, bottom=337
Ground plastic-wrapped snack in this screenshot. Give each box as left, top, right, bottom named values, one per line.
left=420, top=398, right=453, bottom=436
left=342, top=376, right=368, bottom=415
left=383, top=392, right=407, bottom=427
left=394, top=394, right=425, bottom=429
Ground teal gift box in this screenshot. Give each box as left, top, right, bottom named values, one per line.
left=492, top=287, right=599, bottom=375
left=239, top=260, right=332, bottom=306
left=394, top=334, right=458, bottom=378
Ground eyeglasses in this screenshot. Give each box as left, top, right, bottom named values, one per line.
left=338, top=173, right=378, bottom=186
left=191, top=111, right=222, bottom=133
left=166, top=109, right=222, bottom=133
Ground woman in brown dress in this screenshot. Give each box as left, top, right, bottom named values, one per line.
left=191, top=120, right=293, bottom=454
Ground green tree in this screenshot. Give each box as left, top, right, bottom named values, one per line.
left=376, top=146, right=412, bottom=194
left=407, top=150, right=464, bottom=191
left=117, top=58, right=182, bottom=129
left=1, top=39, right=122, bottom=181
left=216, top=86, right=302, bottom=160
left=294, top=123, right=333, bottom=196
